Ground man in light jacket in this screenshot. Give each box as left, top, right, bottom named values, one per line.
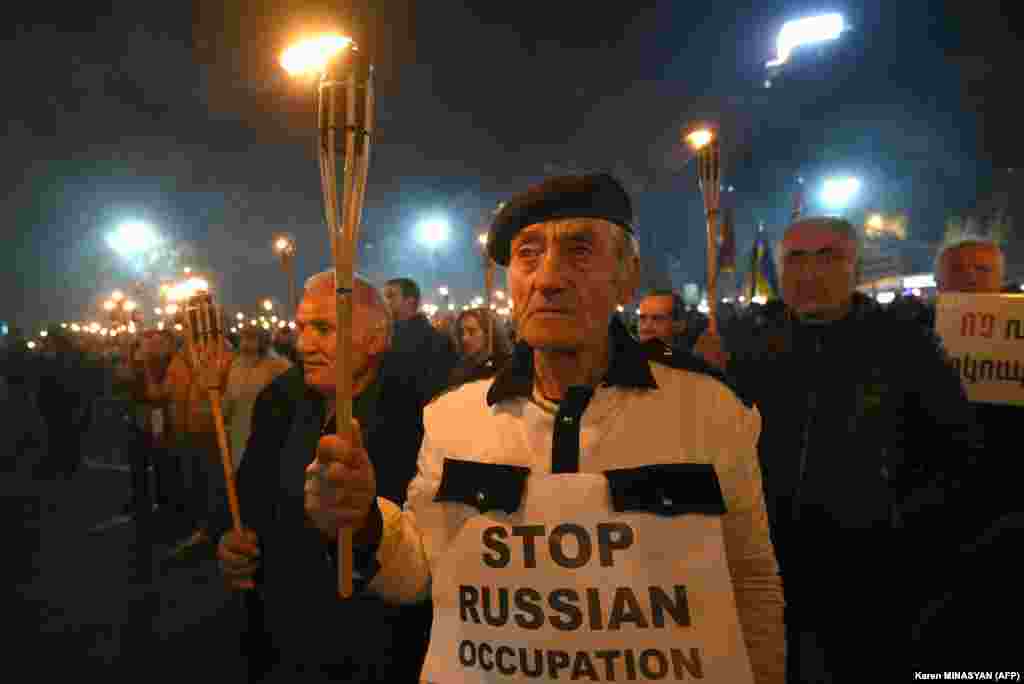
left=302, top=173, right=784, bottom=683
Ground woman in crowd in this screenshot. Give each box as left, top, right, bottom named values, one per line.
left=446, top=307, right=512, bottom=389
left=222, top=326, right=291, bottom=473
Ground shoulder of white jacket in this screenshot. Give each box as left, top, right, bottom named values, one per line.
left=647, top=358, right=755, bottom=411
left=424, top=377, right=496, bottom=424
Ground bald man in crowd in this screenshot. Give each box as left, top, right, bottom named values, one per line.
left=216, top=273, right=431, bottom=683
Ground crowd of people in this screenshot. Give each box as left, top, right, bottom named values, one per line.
left=3, top=172, right=1019, bottom=683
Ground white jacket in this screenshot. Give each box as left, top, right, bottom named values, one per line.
left=368, top=333, right=784, bottom=684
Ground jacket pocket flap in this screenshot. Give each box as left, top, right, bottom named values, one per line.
left=604, top=463, right=727, bottom=516
left=434, top=458, right=531, bottom=514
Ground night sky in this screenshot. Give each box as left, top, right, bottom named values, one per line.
left=2, top=1, right=1020, bottom=332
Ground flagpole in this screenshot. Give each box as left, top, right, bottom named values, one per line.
left=749, top=222, right=763, bottom=303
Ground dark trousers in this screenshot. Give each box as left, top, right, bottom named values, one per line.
left=128, top=438, right=183, bottom=514
left=175, top=436, right=228, bottom=532
left=39, top=413, right=83, bottom=477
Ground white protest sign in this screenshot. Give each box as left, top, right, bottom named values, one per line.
left=420, top=473, right=753, bottom=683
left=935, top=293, right=1024, bottom=406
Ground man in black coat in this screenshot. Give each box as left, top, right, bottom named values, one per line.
left=383, top=277, right=457, bottom=403
left=700, top=218, right=974, bottom=683
left=35, top=327, right=97, bottom=479
left=216, top=273, right=430, bottom=683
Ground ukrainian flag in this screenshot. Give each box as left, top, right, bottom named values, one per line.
left=746, top=233, right=779, bottom=300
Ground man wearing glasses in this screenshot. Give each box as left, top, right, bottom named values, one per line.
left=699, top=216, right=974, bottom=683
left=636, top=290, right=703, bottom=349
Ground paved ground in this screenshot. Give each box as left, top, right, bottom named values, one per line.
left=3, top=398, right=252, bottom=682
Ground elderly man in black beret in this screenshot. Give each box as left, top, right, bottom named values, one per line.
left=304, top=174, right=784, bottom=683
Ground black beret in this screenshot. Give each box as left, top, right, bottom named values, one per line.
left=487, top=173, right=634, bottom=266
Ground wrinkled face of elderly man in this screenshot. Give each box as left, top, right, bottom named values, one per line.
left=937, top=242, right=1004, bottom=294
left=779, top=218, right=858, bottom=322
left=295, top=273, right=390, bottom=397
left=507, top=218, right=638, bottom=353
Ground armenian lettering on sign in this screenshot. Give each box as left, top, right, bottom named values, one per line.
left=935, top=293, right=1024, bottom=407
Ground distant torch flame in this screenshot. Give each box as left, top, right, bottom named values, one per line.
left=686, top=129, right=714, bottom=150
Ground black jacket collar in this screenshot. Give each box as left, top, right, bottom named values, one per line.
left=486, top=316, right=657, bottom=407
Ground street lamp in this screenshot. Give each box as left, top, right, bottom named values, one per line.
left=262, top=299, right=274, bottom=312
left=107, top=221, right=161, bottom=260
left=417, top=216, right=450, bottom=289
left=821, top=176, right=861, bottom=213
left=766, top=13, right=846, bottom=68
left=683, top=123, right=722, bottom=335
left=272, top=232, right=298, bottom=316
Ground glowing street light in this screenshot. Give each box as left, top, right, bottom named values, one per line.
left=111, top=290, right=124, bottom=302
left=272, top=233, right=298, bottom=315
left=438, top=286, right=449, bottom=297
left=236, top=312, right=245, bottom=321
left=417, top=216, right=450, bottom=249
left=154, top=307, right=163, bottom=316
left=262, top=299, right=274, bottom=312
left=104, top=300, right=116, bottom=312
left=766, top=13, right=846, bottom=68
left=821, top=176, right=862, bottom=211
left=122, top=300, right=137, bottom=312
left=107, top=221, right=161, bottom=258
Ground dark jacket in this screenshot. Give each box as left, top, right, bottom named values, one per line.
left=36, top=349, right=97, bottom=426
left=920, top=300, right=1023, bottom=538
left=391, top=314, right=457, bottom=403
left=725, top=294, right=973, bottom=628
left=234, top=353, right=430, bottom=681
left=444, top=351, right=510, bottom=391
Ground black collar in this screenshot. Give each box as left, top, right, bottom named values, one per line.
left=486, top=316, right=658, bottom=407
